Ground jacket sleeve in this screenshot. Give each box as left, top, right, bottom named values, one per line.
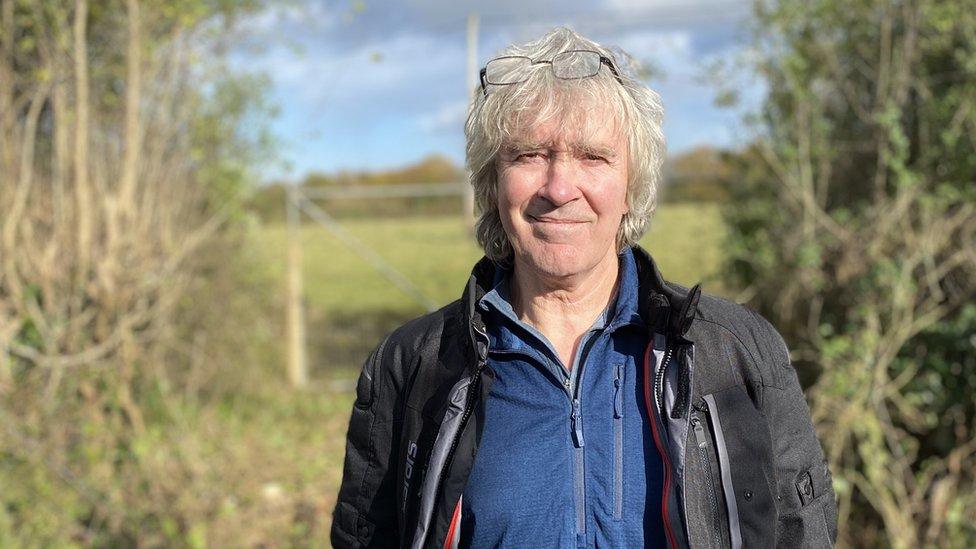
left=753, top=313, right=839, bottom=548
left=332, top=337, right=400, bottom=548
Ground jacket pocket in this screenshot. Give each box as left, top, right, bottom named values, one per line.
left=690, top=402, right=729, bottom=549
left=613, top=363, right=624, bottom=520
left=703, top=386, right=777, bottom=548
left=702, top=394, right=743, bottom=549
left=776, top=490, right=834, bottom=549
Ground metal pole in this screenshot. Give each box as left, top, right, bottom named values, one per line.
left=464, top=12, right=479, bottom=234
left=285, top=185, right=308, bottom=387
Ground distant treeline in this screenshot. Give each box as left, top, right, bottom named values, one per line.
left=248, top=147, right=735, bottom=222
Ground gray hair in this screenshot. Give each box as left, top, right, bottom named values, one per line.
left=465, top=27, right=666, bottom=263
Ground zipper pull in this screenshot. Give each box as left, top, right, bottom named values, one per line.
left=613, top=364, right=623, bottom=418
left=691, top=416, right=708, bottom=449
left=571, top=398, right=585, bottom=447
left=692, top=397, right=709, bottom=414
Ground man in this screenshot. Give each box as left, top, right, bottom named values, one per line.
left=332, top=27, right=837, bottom=548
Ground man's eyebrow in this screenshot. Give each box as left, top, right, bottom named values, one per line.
left=574, top=142, right=619, bottom=158
left=500, top=139, right=619, bottom=159
left=502, top=139, right=552, bottom=153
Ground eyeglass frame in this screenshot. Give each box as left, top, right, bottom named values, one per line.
left=478, top=49, right=624, bottom=96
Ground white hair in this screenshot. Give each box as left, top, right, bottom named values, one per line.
left=465, top=27, right=667, bottom=263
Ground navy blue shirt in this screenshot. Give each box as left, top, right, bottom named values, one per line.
left=461, top=249, right=667, bottom=548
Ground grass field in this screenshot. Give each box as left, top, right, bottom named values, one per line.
left=251, top=202, right=726, bottom=544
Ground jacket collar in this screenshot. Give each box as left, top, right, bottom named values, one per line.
left=630, top=245, right=702, bottom=340
left=457, top=245, right=701, bottom=373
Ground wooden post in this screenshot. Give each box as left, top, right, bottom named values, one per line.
left=463, top=12, right=479, bottom=234
left=285, top=185, right=308, bottom=387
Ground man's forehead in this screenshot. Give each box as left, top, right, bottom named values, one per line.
left=505, top=111, right=625, bottom=150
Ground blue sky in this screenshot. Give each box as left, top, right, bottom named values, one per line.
left=234, top=0, right=764, bottom=181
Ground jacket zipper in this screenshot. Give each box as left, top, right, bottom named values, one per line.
left=654, top=345, right=675, bottom=421
left=613, top=363, right=624, bottom=520
left=644, top=340, right=678, bottom=549
left=426, top=325, right=489, bottom=548
left=702, top=394, right=743, bottom=549
left=691, top=404, right=722, bottom=549
left=436, top=364, right=485, bottom=485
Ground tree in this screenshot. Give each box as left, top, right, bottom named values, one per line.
left=724, top=0, right=976, bottom=546
left=0, top=0, right=276, bottom=543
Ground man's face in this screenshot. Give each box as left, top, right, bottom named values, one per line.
left=496, top=107, right=629, bottom=280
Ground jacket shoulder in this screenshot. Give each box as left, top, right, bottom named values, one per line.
left=360, top=300, right=465, bottom=402
left=688, top=290, right=793, bottom=389
left=382, top=299, right=464, bottom=359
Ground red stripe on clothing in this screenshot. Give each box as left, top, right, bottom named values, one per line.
left=443, top=497, right=462, bottom=549
left=644, top=342, right=677, bottom=549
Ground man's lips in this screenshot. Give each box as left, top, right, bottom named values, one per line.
left=527, top=214, right=587, bottom=224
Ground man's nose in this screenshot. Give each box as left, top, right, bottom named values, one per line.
left=538, top=156, right=582, bottom=206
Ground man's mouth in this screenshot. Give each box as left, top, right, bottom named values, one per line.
left=528, top=214, right=586, bottom=224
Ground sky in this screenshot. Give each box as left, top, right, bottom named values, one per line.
left=233, top=0, right=765, bottom=181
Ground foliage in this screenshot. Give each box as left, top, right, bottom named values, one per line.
left=662, top=146, right=735, bottom=203
left=0, top=0, right=337, bottom=545
left=723, top=0, right=976, bottom=546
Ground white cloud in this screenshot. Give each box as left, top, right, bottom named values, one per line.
left=246, top=32, right=464, bottom=108
left=615, top=29, right=693, bottom=68
left=610, top=28, right=702, bottom=92
left=237, top=3, right=337, bottom=37
left=600, top=0, right=751, bottom=24
left=416, top=99, right=468, bottom=133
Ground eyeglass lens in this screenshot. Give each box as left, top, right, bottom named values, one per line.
left=551, top=50, right=602, bottom=79
left=484, top=57, right=532, bottom=85
left=484, top=50, right=604, bottom=85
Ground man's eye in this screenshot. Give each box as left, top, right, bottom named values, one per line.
left=584, top=153, right=608, bottom=162
left=516, top=151, right=544, bottom=161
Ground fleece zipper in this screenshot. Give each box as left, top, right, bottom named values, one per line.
left=567, top=332, right=600, bottom=535
left=613, top=363, right=624, bottom=520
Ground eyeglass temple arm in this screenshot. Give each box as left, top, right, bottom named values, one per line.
left=600, top=56, right=623, bottom=84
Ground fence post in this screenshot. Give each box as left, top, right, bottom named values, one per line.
left=285, top=185, right=308, bottom=387
left=463, top=12, right=479, bottom=234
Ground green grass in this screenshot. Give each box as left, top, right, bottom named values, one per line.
left=255, top=217, right=483, bottom=315
left=641, top=202, right=728, bottom=295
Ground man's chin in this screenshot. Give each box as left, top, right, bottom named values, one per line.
left=516, top=244, right=603, bottom=281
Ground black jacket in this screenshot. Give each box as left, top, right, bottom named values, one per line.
left=332, top=247, right=838, bottom=548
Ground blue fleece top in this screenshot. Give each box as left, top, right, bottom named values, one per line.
left=460, top=249, right=667, bottom=548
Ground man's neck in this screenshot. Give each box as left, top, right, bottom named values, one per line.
left=509, top=250, right=620, bottom=369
